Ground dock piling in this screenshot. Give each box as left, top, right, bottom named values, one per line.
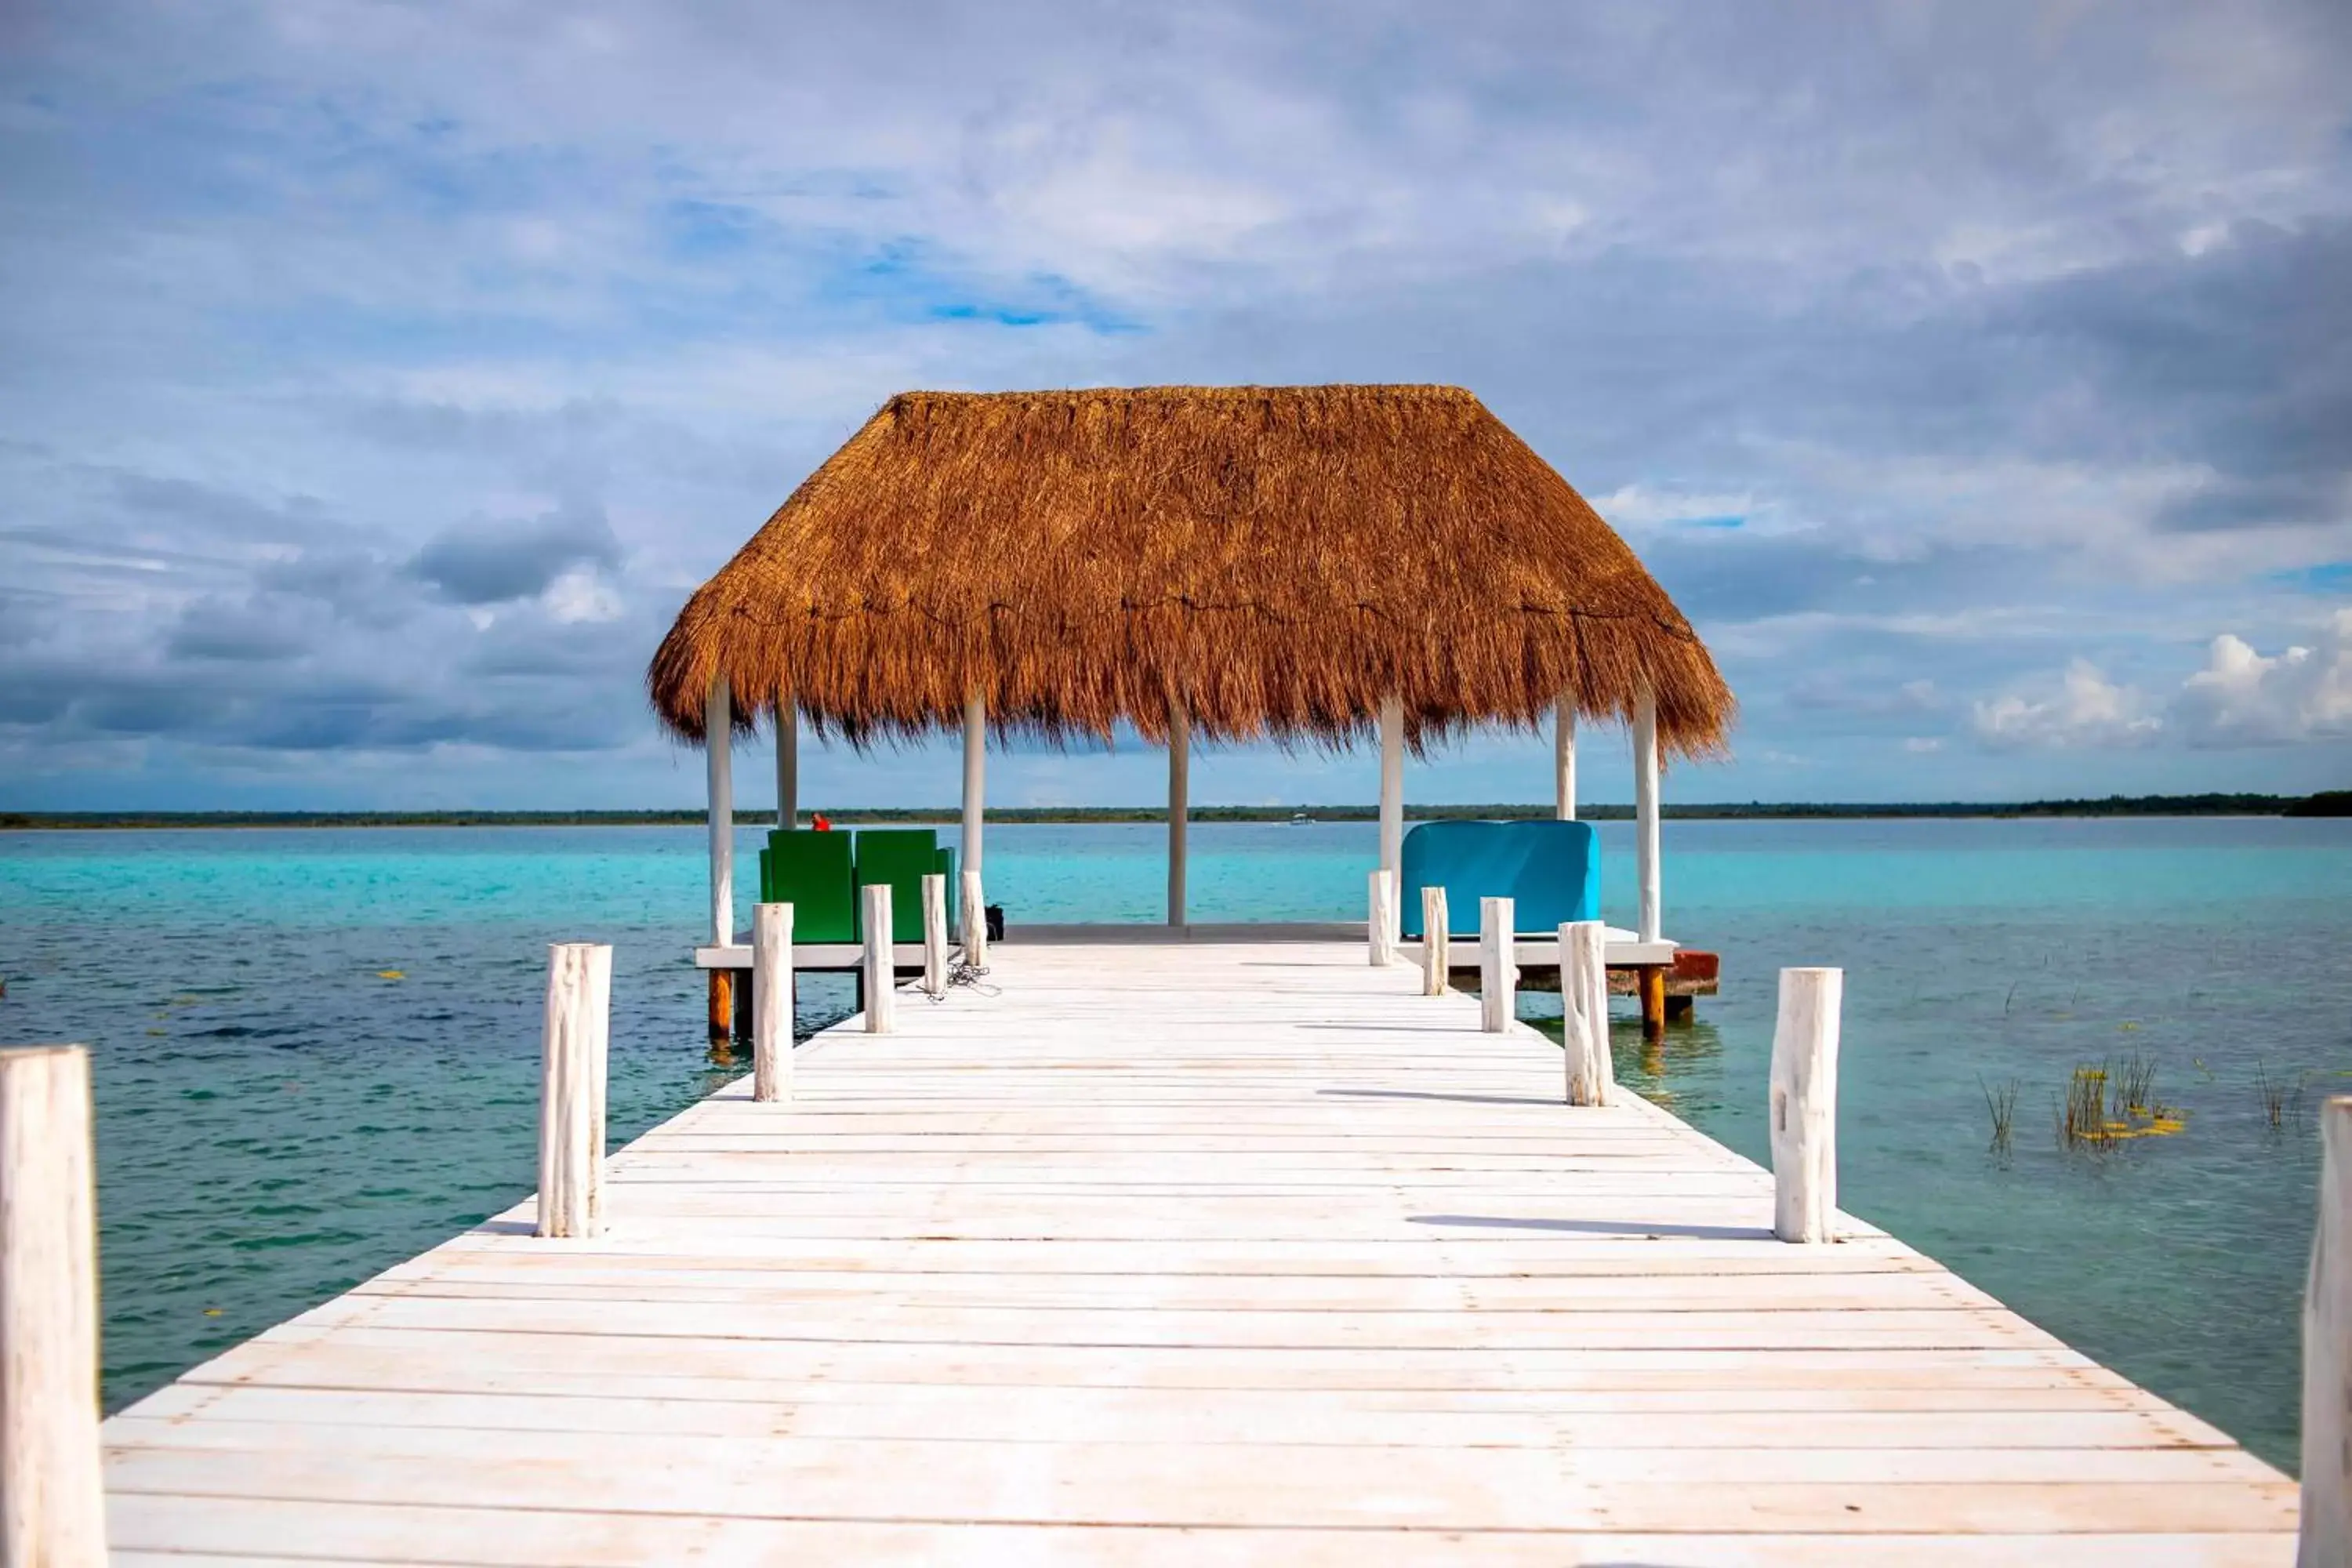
left=960, top=869, right=987, bottom=971
left=1478, top=896, right=1515, bottom=1033
left=2302, top=1096, right=2352, bottom=1566
left=920, top=874, right=948, bottom=998
left=535, top=943, right=611, bottom=1240
left=862, top=884, right=895, bottom=1033
left=1769, top=966, right=1842, bottom=1243
left=0, top=1044, right=107, bottom=1566
left=1420, top=886, right=1449, bottom=996
left=751, top=905, right=793, bottom=1103
left=1562, top=920, right=1612, bottom=1106
left=1368, top=870, right=1396, bottom=967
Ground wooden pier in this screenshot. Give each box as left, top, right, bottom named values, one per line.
left=96, top=938, right=2296, bottom=1563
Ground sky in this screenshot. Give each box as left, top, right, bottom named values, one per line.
left=2, top=0, right=2348, bottom=812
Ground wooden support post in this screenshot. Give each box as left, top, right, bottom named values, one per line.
left=921, top=873, right=948, bottom=998
left=1479, top=896, right=1515, bottom=1033
left=1563, top=920, right=1613, bottom=1107
left=961, top=868, right=987, bottom=971
left=1167, top=704, right=1188, bottom=927
left=1420, top=885, right=1450, bottom=996
left=706, top=970, right=733, bottom=1041
left=752, top=904, right=793, bottom=1103
left=2302, top=1096, right=2352, bottom=1565
left=1368, top=869, right=1396, bottom=967
left=707, top=673, right=734, bottom=948
left=1634, top=691, right=1661, bottom=945
left=1639, top=965, right=1668, bottom=1038
left=1377, top=693, right=1405, bottom=881
left=961, top=691, right=985, bottom=880
left=1769, top=967, right=1842, bottom=1243
left=774, top=688, right=797, bottom=830
left=0, top=1045, right=107, bottom=1567
left=1554, top=696, right=1576, bottom=821
left=862, top=884, right=895, bottom=1034
left=536, top=943, right=611, bottom=1240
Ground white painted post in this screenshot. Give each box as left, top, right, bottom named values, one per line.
left=920, top=873, right=948, bottom=998
left=1769, top=967, right=1842, bottom=1243
left=774, top=688, right=797, bottom=829
left=707, top=673, right=735, bottom=947
left=1634, top=691, right=1661, bottom=944
left=1562, top=920, right=1612, bottom=1106
left=862, top=883, right=895, bottom=1033
left=961, top=867, right=987, bottom=971
left=961, top=691, right=985, bottom=880
left=1377, top=693, right=1404, bottom=880
left=752, top=903, right=793, bottom=1103
left=1555, top=696, right=1577, bottom=821
left=2301, top=1097, right=2352, bottom=1566
left=0, top=1045, right=107, bottom=1567
left=1167, top=705, right=1189, bottom=928
left=536, top=943, right=611, bottom=1240
left=1368, top=869, right=1396, bottom=967
left=1421, top=885, right=1450, bottom=996
left=1479, top=896, right=1515, bottom=1033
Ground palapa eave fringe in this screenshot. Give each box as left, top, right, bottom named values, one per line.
left=648, top=384, right=1735, bottom=760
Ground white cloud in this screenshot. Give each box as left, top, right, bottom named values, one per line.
left=1972, top=659, right=2164, bottom=750
left=2172, top=609, right=2352, bottom=746
left=1903, top=736, right=1944, bottom=753
left=543, top=567, right=624, bottom=625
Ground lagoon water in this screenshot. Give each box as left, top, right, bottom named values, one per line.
left=2, top=815, right=2348, bottom=1469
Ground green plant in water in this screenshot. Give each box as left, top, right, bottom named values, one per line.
left=2256, top=1061, right=2305, bottom=1131
left=1980, top=1075, right=2021, bottom=1157
left=2056, top=1057, right=2185, bottom=1149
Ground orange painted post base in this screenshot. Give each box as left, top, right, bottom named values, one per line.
left=707, top=970, right=735, bottom=1041
left=1638, top=965, right=1668, bottom=1037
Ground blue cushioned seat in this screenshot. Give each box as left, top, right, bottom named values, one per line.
left=1399, top=819, right=1601, bottom=938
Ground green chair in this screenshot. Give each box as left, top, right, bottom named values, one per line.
left=853, top=828, right=941, bottom=943
left=760, top=829, right=857, bottom=942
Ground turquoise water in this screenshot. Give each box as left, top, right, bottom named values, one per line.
left=2, top=817, right=2347, bottom=1469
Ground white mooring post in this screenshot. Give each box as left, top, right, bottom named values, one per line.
left=862, top=883, right=895, bottom=1033
left=2301, top=1096, right=2352, bottom=1566
left=1368, top=869, right=1396, bottom=967
left=752, top=903, right=793, bottom=1103
left=1769, top=967, right=1843, bottom=1243
left=920, top=873, right=949, bottom=998
left=1421, top=885, right=1450, bottom=996
left=960, top=868, right=987, bottom=971
left=1479, top=896, right=1515, bottom=1033
left=535, top=942, right=611, bottom=1240
left=1563, top=920, right=1613, bottom=1107
left=0, top=1045, right=107, bottom=1567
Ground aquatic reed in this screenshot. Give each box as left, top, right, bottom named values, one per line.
left=1980, top=1075, right=2020, bottom=1156
left=2256, top=1062, right=2304, bottom=1131
left=2055, top=1056, right=2184, bottom=1150
left=2058, top=1063, right=2112, bottom=1150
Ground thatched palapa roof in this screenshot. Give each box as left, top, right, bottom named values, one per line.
left=648, top=385, right=1733, bottom=757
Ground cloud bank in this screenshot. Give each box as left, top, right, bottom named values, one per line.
left=1, top=0, right=2347, bottom=808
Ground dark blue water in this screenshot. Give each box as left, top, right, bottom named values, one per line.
left=2, top=816, right=2346, bottom=1469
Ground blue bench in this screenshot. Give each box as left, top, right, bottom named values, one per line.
left=1399, top=819, right=1601, bottom=938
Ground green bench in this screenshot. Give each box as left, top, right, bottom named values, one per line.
left=757, top=828, right=957, bottom=943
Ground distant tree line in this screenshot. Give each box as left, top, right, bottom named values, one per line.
left=2, top=791, right=2342, bottom=830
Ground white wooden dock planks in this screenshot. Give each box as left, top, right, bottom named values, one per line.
left=102, top=939, right=2297, bottom=1564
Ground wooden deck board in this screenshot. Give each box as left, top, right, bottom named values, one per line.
left=103, top=938, right=2296, bottom=1563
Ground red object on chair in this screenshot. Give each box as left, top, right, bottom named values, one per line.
left=812, top=813, right=833, bottom=831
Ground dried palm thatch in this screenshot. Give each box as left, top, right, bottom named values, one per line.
left=648, top=385, right=1733, bottom=756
